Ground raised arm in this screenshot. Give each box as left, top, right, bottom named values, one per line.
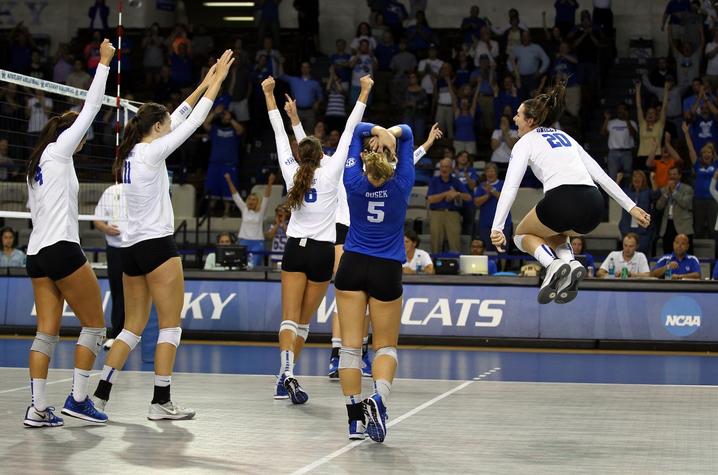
left=491, top=138, right=529, bottom=234
left=171, top=64, right=218, bottom=130
left=225, top=173, right=248, bottom=213
left=54, top=39, right=114, bottom=157
left=264, top=76, right=298, bottom=184
left=635, top=82, right=645, bottom=124
left=414, top=123, right=443, bottom=165
left=344, top=121, right=376, bottom=191
left=682, top=121, right=698, bottom=164
left=389, top=123, right=415, bottom=191
left=326, top=75, right=372, bottom=182
left=144, top=50, right=234, bottom=166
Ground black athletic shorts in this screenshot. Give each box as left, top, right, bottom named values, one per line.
left=334, top=251, right=403, bottom=302
left=536, top=185, right=604, bottom=234
left=281, top=237, right=335, bottom=282
left=335, top=223, right=349, bottom=246
left=121, top=235, right=179, bottom=277
left=26, top=241, right=87, bottom=281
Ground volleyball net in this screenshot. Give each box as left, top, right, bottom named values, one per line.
left=0, top=69, right=139, bottom=242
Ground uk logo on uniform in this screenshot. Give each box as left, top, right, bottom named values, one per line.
left=345, top=158, right=356, bottom=168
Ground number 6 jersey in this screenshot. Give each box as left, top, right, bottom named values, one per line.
left=491, top=127, right=636, bottom=232
left=269, top=99, right=365, bottom=243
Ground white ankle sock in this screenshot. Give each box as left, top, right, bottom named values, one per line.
left=101, top=364, right=119, bottom=384
left=533, top=244, right=557, bottom=267
left=31, top=378, right=47, bottom=411
left=374, top=379, right=391, bottom=404
left=554, top=240, right=574, bottom=263
left=72, top=368, right=91, bottom=402
left=154, top=375, right=171, bottom=387
left=331, top=337, right=342, bottom=348
left=345, top=394, right=362, bottom=405
left=280, top=350, right=295, bottom=376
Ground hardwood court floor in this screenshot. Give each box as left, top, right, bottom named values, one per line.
left=0, top=362, right=716, bottom=474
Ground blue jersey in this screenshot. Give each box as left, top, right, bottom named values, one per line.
left=343, top=123, right=415, bottom=263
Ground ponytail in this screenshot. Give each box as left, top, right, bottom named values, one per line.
left=520, top=80, right=567, bottom=128
left=113, top=102, right=169, bottom=181
left=286, top=136, right=323, bottom=210
left=26, top=111, right=79, bottom=186
left=363, top=149, right=395, bottom=182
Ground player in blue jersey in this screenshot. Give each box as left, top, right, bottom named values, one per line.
left=334, top=121, right=414, bottom=442
left=202, top=104, right=244, bottom=217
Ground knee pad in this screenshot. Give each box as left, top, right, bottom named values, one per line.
left=30, top=332, right=59, bottom=359
left=157, top=327, right=182, bottom=348
left=279, top=320, right=298, bottom=336
left=296, top=324, right=309, bottom=341
left=375, top=346, right=398, bottom=364
left=338, top=347, right=362, bottom=370
left=116, top=329, right=142, bottom=351
left=513, top=234, right=526, bottom=253
left=77, top=327, right=106, bottom=356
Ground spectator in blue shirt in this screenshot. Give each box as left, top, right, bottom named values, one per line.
left=651, top=234, right=702, bottom=279
left=554, top=0, right=579, bottom=36
left=682, top=79, right=705, bottom=121
left=551, top=41, right=580, bottom=117
left=0, top=227, right=25, bottom=268
left=474, top=163, right=512, bottom=252
left=405, top=10, right=436, bottom=54
left=461, top=5, right=487, bottom=45
left=382, top=0, right=409, bottom=39
left=713, top=259, right=718, bottom=279
left=570, top=236, right=595, bottom=272
left=470, top=239, right=498, bottom=275
left=374, top=31, right=399, bottom=104
left=454, top=151, right=478, bottom=234
left=330, top=39, right=352, bottom=90
left=687, top=103, right=718, bottom=156
left=493, top=75, right=522, bottom=127
left=170, top=43, right=193, bottom=88
left=280, top=62, right=323, bottom=131
left=256, top=0, right=282, bottom=46
left=683, top=122, right=717, bottom=238
left=619, top=170, right=656, bottom=254
left=427, top=158, right=472, bottom=253
left=662, top=0, right=691, bottom=32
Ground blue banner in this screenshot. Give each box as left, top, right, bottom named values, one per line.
left=0, top=277, right=714, bottom=341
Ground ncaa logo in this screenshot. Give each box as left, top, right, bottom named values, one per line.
left=345, top=157, right=356, bottom=168
left=661, top=296, right=702, bottom=337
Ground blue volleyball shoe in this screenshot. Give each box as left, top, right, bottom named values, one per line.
left=328, top=356, right=339, bottom=379
left=363, top=393, right=388, bottom=442
left=283, top=376, right=309, bottom=404
left=23, top=406, right=64, bottom=427
left=61, top=394, right=108, bottom=423
left=274, top=374, right=289, bottom=400
left=348, top=419, right=366, bottom=440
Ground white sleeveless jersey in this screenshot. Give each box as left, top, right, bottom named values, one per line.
left=27, top=64, right=110, bottom=255
left=121, top=98, right=211, bottom=247
left=272, top=100, right=366, bottom=242
left=492, top=127, right=637, bottom=231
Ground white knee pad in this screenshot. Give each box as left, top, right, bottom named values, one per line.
left=279, top=320, right=298, bottom=336
left=338, top=347, right=362, bottom=370
left=157, top=327, right=182, bottom=348
left=513, top=234, right=527, bottom=253
left=375, top=346, right=398, bottom=364
left=116, top=329, right=142, bottom=351
left=296, top=324, right=310, bottom=341
left=30, top=332, right=59, bottom=359
left=77, top=327, right=106, bottom=356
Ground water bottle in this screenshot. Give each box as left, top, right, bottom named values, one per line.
left=415, top=262, right=422, bottom=274
left=665, top=266, right=673, bottom=280
left=620, top=264, right=629, bottom=280
left=607, top=258, right=615, bottom=279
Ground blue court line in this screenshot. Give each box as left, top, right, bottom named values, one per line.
left=1, top=338, right=716, bottom=386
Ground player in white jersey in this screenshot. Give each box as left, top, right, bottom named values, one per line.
left=490, top=82, right=651, bottom=304
left=92, top=49, right=235, bottom=420
left=262, top=75, right=372, bottom=404
left=22, top=39, right=115, bottom=428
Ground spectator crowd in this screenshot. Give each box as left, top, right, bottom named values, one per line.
left=1, top=0, right=718, bottom=280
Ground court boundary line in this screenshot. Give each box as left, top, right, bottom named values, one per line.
left=288, top=367, right=501, bottom=475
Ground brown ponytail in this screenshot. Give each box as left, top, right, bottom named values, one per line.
left=113, top=102, right=169, bottom=180
left=286, top=136, right=323, bottom=210
left=26, top=111, right=79, bottom=186
left=521, top=80, right=567, bottom=128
